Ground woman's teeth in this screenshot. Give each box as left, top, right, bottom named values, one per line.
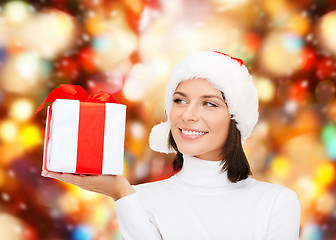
left=181, top=129, right=207, bottom=136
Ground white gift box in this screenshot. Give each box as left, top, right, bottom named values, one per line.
left=42, top=99, right=126, bottom=175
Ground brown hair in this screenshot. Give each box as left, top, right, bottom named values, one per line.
left=167, top=92, right=252, bottom=183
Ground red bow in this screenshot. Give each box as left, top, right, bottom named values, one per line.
left=35, top=84, right=118, bottom=114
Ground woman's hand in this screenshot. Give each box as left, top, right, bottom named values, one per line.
left=41, top=170, right=135, bottom=201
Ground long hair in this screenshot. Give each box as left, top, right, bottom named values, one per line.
left=167, top=92, right=252, bottom=183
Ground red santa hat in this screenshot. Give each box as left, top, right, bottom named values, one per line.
left=149, top=51, right=259, bottom=154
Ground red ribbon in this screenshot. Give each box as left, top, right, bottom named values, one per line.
left=38, top=84, right=119, bottom=174
left=43, top=106, right=53, bottom=171
left=76, top=102, right=105, bottom=174
left=35, top=84, right=118, bottom=114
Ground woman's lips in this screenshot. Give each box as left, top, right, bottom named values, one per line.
left=178, top=128, right=208, bottom=140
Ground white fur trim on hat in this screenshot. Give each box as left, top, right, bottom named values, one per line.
left=149, top=51, right=259, bottom=154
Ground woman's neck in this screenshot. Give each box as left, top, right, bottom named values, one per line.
left=191, top=152, right=225, bottom=162
left=172, top=154, right=252, bottom=194
left=177, top=154, right=227, bottom=187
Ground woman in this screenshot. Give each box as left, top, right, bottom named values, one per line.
left=42, top=51, right=301, bottom=240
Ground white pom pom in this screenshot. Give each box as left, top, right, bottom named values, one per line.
left=148, top=121, right=176, bottom=154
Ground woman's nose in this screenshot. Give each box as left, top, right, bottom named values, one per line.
left=181, top=104, right=200, bottom=122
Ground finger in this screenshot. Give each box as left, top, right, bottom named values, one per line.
left=41, top=170, right=48, bottom=177
left=47, top=172, right=63, bottom=180
left=47, top=172, right=82, bottom=187
left=61, top=173, right=84, bottom=184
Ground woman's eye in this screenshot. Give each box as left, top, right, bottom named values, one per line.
left=173, top=98, right=186, bottom=104
left=173, top=99, right=217, bottom=107
left=204, top=102, right=217, bottom=107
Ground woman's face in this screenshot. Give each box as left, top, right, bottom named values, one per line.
left=169, top=78, right=231, bottom=161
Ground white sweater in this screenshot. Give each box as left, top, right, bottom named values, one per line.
left=115, top=154, right=301, bottom=240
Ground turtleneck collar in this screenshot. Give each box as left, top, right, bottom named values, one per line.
left=171, top=154, right=253, bottom=194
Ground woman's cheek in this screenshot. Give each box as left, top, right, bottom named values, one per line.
left=207, top=112, right=230, bottom=130
left=170, top=108, right=182, bottom=122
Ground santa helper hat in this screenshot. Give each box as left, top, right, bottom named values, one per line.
left=148, top=50, right=259, bottom=154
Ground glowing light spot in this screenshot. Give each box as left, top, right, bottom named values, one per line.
left=321, top=124, right=336, bottom=160
left=85, top=16, right=104, bottom=35
left=19, top=10, right=77, bottom=59
left=283, top=33, right=304, bottom=52
left=72, top=224, right=94, bottom=240
left=10, top=99, right=34, bottom=122
left=260, top=31, right=303, bottom=76
left=263, top=0, right=289, bottom=16
left=294, top=177, right=317, bottom=201
left=91, top=203, right=110, bottom=227
left=284, top=100, right=298, bottom=115
left=0, top=213, right=25, bottom=240
left=4, top=1, right=31, bottom=24
left=287, top=12, right=310, bottom=35
left=16, top=52, right=41, bottom=79
left=58, top=193, right=80, bottom=214
left=19, top=124, right=41, bottom=148
left=0, top=121, right=18, bottom=142
left=68, top=184, right=100, bottom=202
left=316, top=192, right=335, bottom=214
left=92, top=35, right=113, bottom=52
left=318, top=10, right=336, bottom=57
left=122, top=63, right=151, bottom=101
left=130, top=122, right=145, bottom=139
left=2, top=192, right=10, bottom=202
left=271, top=156, right=291, bottom=177
left=314, top=162, right=335, bottom=187
left=301, top=223, right=323, bottom=240
left=2, top=52, right=46, bottom=94
left=254, top=76, right=275, bottom=102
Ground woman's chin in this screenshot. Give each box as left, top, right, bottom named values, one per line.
left=176, top=146, right=201, bottom=156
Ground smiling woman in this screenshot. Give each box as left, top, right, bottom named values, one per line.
left=43, top=51, right=301, bottom=240
left=168, top=78, right=252, bottom=183
left=116, top=51, right=301, bottom=240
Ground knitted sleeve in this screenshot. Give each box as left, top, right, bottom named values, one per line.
left=265, top=189, right=301, bottom=240
left=115, top=192, right=163, bottom=240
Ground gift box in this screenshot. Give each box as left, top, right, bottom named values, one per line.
left=37, top=85, right=126, bottom=175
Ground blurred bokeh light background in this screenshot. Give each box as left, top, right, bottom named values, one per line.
left=0, top=0, right=336, bottom=239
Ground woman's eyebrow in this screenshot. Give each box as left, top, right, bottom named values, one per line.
left=173, top=91, right=224, bottom=102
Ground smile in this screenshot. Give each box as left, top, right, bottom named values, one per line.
left=178, top=128, right=208, bottom=139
